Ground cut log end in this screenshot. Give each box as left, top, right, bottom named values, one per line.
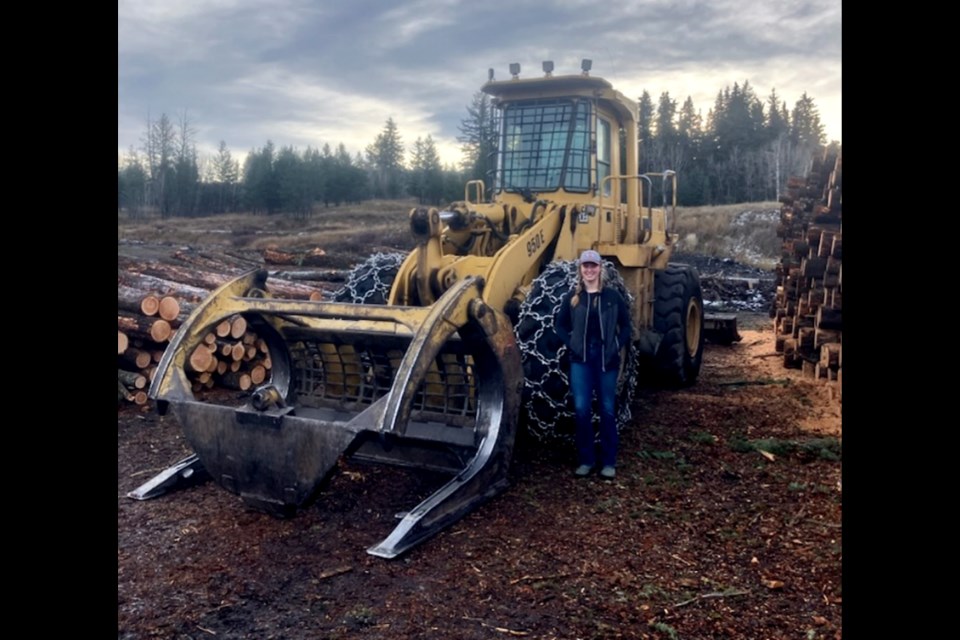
left=250, top=364, right=267, bottom=385
left=149, top=319, right=172, bottom=343
left=158, top=296, right=181, bottom=321
left=188, top=345, right=214, bottom=373
left=140, top=294, right=160, bottom=317
left=230, top=315, right=248, bottom=339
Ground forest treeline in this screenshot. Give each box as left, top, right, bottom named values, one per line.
left=117, top=80, right=836, bottom=217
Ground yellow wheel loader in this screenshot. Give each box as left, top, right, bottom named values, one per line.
left=135, top=61, right=718, bottom=558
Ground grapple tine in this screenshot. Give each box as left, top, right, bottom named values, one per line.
left=369, top=283, right=522, bottom=557
left=127, top=454, right=209, bottom=501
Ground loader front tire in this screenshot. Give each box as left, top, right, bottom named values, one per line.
left=332, top=252, right=406, bottom=304
left=514, top=260, right=638, bottom=444
left=651, top=264, right=704, bottom=387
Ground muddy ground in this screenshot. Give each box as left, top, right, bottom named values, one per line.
left=118, top=212, right=841, bottom=639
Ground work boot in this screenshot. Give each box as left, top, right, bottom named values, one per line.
left=574, top=464, right=593, bottom=477
left=600, top=466, right=616, bottom=479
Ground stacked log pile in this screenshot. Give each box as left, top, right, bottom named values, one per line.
left=117, top=249, right=346, bottom=408
left=770, top=145, right=842, bottom=404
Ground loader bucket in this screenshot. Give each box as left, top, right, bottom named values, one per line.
left=143, top=269, right=522, bottom=558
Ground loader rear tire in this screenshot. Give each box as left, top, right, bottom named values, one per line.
left=332, top=252, right=406, bottom=304
left=651, top=264, right=704, bottom=387
left=514, top=260, right=638, bottom=444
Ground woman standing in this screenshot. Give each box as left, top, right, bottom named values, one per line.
left=555, top=250, right=633, bottom=479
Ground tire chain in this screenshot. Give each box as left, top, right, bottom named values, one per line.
left=515, top=260, right=639, bottom=444
left=330, top=252, right=407, bottom=303
left=331, top=253, right=639, bottom=444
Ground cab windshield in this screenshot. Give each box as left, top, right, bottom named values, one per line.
left=497, top=99, right=591, bottom=194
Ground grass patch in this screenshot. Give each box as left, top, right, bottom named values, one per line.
left=638, top=449, right=677, bottom=460
left=729, top=436, right=841, bottom=461
left=673, top=201, right=781, bottom=269
left=593, top=497, right=622, bottom=514
left=649, top=621, right=680, bottom=639
left=637, top=583, right=667, bottom=599
left=343, top=605, right=377, bottom=629
left=688, top=431, right=718, bottom=445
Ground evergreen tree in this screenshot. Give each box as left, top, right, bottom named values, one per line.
left=323, top=144, right=368, bottom=205
left=712, top=81, right=764, bottom=152
left=652, top=92, right=679, bottom=171
left=365, top=118, right=405, bottom=198
left=409, top=136, right=444, bottom=205
left=242, top=141, right=279, bottom=214
left=637, top=91, right=655, bottom=174
left=764, top=90, right=791, bottom=200
left=275, top=146, right=313, bottom=217
left=349, top=150, right=370, bottom=203
left=765, top=89, right=790, bottom=142
left=677, top=97, right=707, bottom=205
left=324, top=144, right=346, bottom=206
left=790, top=93, right=826, bottom=147
left=782, top=92, right=827, bottom=182
left=705, top=82, right=769, bottom=202
left=442, top=165, right=466, bottom=203
left=172, top=112, right=199, bottom=216
left=457, top=92, right=498, bottom=192
left=142, top=112, right=176, bottom=216
left=119, top=148, right=148, bottom=217
left=213, top=141, right=239, bottom=213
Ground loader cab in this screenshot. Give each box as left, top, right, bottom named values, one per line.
left=482, top=63, right=639, bottom=209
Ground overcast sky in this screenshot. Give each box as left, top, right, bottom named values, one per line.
left=118, top=0, right=841, bottom=170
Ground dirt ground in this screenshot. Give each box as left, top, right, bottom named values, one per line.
left=118, top=205, right=841, bottom=638
left=118, top=314, right=841, bottom=639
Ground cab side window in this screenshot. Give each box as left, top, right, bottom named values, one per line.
left=597, top=118, right=611, bottom=196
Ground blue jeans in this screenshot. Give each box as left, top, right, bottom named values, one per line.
left=570, top=345, right=619, bottom=468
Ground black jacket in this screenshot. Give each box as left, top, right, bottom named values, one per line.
left=555, top=286, right=632, bottom=371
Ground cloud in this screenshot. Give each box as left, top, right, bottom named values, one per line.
left=118, top=0, right=842, bottom=167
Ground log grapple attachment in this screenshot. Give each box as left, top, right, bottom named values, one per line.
left=138, top=269, right=522, bottom=558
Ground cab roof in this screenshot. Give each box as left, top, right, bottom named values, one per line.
left=481, top=73, right=637, bottom=124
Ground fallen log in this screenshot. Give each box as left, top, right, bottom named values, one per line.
left=269, top=268, right=347, bottom=282
left=230, top=315, right=247, bottom=339
left=250, top=364, right=267, bottom=385
left=118, top=369, right=148, bottom=390
left=146, top=262, right=232, bottom=290
left=118, top=284, right=161, bottom=316
left=120, top=347, right=152, bottom=370
left=172, top=249, right=259, bottom=273
left=220, top=371, right=252, bottom=391
left=118, top=270, right=210, bottom=303
left=118, top=314, right=172, bottom=343
left=125, top=261, right=324, bottom=301
left=215, top=339, right=246, bottom=361
left=187, top=344, right=214, bottom=373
